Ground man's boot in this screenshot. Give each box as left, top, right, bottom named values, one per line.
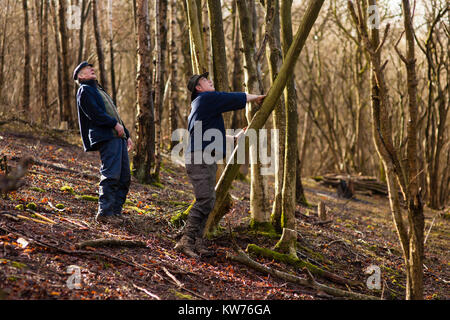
left=194, top=237, right=215, bottom=257
left=174, top=234, right=199, bottom=259
left=174, top=215, right=200, bottom=259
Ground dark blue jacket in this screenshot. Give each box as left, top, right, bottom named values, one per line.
left=76, top=80, right=129, bottom=152
left=187, top=91, right=246, bottom=156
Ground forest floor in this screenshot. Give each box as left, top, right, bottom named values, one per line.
left=0, top=125, right=448, bottom=300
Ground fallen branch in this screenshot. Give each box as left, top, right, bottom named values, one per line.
left=227, top=246, right=378, bottom=300
left=132, top=283, right=161, bottom=300
left=247, top=244, right=362, bottom=287
left=75, top=238, right=147, bottom=249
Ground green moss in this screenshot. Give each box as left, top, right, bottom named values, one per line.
left=26, top=203, right=37, bottom=210
left=249, top=219, right=276, bottom=234
left=247, top=244, right=326, bottom=276
left=170, top=289, right=194, bottom=300
left=170, top=201, right=194, bottom=227
left=76, top=195, right=98, bottom=202
left=124, top=206, right=147, bottom=214
left=30, top=187, right=45, bottom=193
left=60, top=185, right=75, bottom=194
left=151, top=181, right=164, bottom=189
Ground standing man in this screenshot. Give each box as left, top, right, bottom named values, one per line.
left=73, top=61, right=133, bottom=224
left=175, top=72, right=265, bottom=258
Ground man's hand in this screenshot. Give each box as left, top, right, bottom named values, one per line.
left=254, top=95, right=266, bottom=105
left=127, top=138, right=133, bottom=152
left=115, top=122, right=125, bottom=138
left=246, top=93, right=266, bottom=105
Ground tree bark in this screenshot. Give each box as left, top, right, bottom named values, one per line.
left=39, top=0, right=49, bottom=124
left=22, top=0, right=31, bottom=117
left=237, top=0, right=270, bottom=232
left=265, top=0, right=286, bottom=233
left=186, top=0, right=207, bottom=73
left=168, top=0, right=179, bottom=150
left=92, top=0, right=108, bottom=90
left=58, top=0, right=74, bottom=128
left=133, top=0, right=155, bottom=184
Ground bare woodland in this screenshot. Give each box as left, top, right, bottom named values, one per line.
left=0, top=0, right=448, bottom=301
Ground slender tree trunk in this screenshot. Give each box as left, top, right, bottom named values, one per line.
left=204, top=0, right=325, bottom=235
left=22, top=0, right=31, bottom=117
left=0, top=0, right=10, bottom=102
left=348, top=0, right=424, bottom=300
left=92, top=0, right=108, bottom=90
left=265, top=0, right=285, bottom=233
left=237, top=0, right=270, bottom=231
left=153, top=0, right=166, bottom=182
left=108, top=0, right=117, bottom=105
left=275, top=0, right=298, bottom=256
left=168, top=0, right=178, bottom=150
left=400, top=0, right=424, bottom=300
left=77, top=0, right=90, bottom=63
left=207, top=0, right=229, bottom=92
left=186, top=0, right=207, bottom=73
left=58, top=0, right=74, bottom=128
left=230, top=0, right=245, bottom=129
left=39, top=0, right=49, bottom=124
left=50, top=0, right=63, bottom=122
left=133, top=0, right=155, bottom=184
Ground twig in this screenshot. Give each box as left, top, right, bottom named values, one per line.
left=132, top=283, right=161, bottom=300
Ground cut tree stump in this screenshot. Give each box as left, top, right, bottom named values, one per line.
left=318, top=202, right=327, bottom=221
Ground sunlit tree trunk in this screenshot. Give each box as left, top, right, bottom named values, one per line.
left=237, top=0, right=270, bottom=231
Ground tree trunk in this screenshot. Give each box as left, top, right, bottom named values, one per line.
left=186, top=0, right=207, bottom=73
left=168, top=0, right=179, bottom=150
left=58, top=0, right=74, bottom=128
left=108, top=0, right=117, bottom=105
left=39, top=0, right=49, bottom=125
left=133, top=0, right=155, bottom=184
left=22, top=0, right=31, bottom=117
left=0, top=0, right=10, bottom=102
left=204, top=0, right=325, bottom=235
left=400, top=0, right=424, bottom=300
left=50, top=0, right=63, bottom=123
left=348, top=0, right=425, bottom=300
left=237, top=0, right=270, bottom=232
left=265, top=0, right=286, bottom=233
left=92, top=0, right=108, bottom=90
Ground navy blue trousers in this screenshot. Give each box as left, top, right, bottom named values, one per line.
left=97, top=138, right=131, bottom=217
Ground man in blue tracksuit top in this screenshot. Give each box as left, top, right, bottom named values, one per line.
left=73, top=61, right=133, bottom=224
left=175, top=72, right=265, bottom=258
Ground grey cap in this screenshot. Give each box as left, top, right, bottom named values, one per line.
left=187, top=72, right=209, bottom=93
left=73, top=61, right=93, bottom=81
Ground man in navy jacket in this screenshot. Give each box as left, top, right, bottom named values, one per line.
left=175, top=72, right=265, bottom=258
left=73, top=61, right=133, bottom=224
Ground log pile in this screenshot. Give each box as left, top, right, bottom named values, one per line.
left=316, top=174, right=388, bottom=196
